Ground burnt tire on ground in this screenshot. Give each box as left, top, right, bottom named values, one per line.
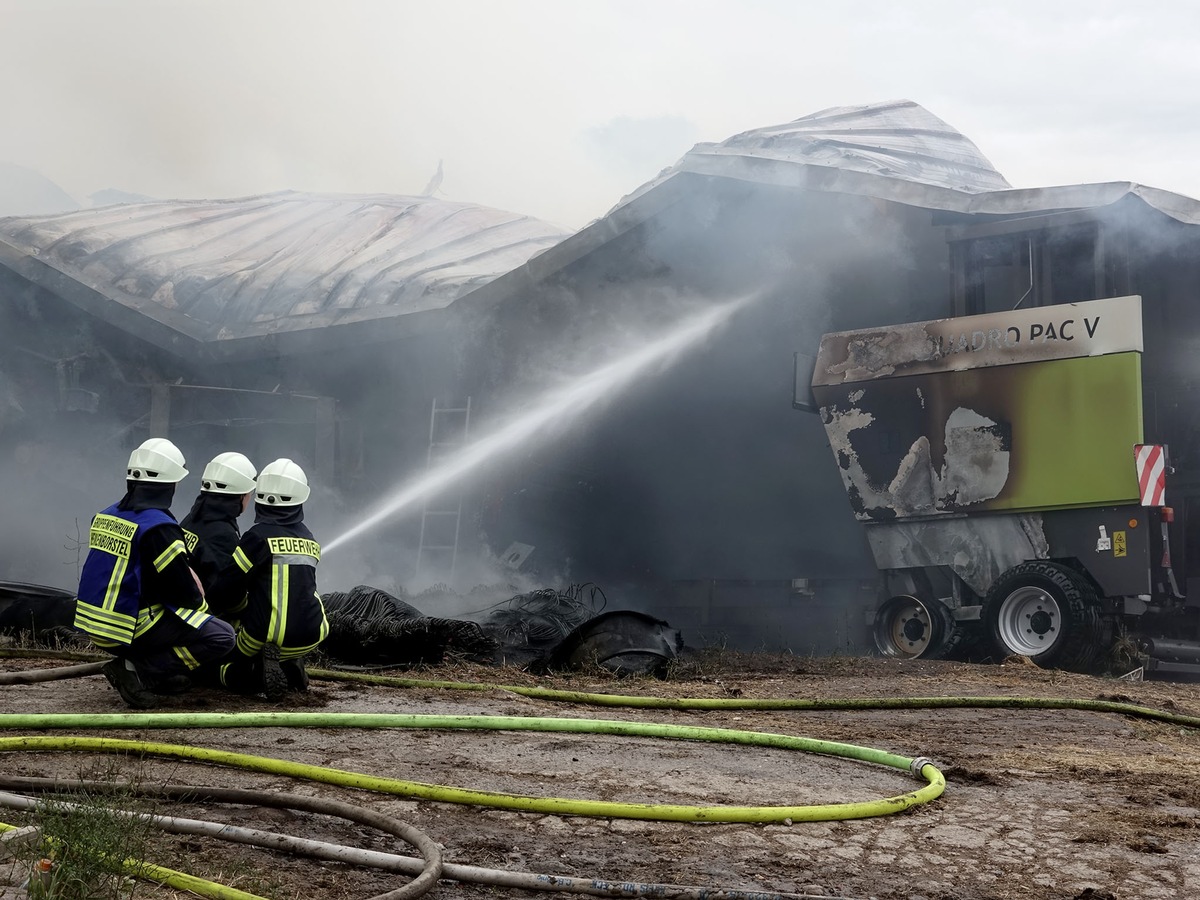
left=932, top=604, right=985, bottom=663
left=983, top=561, right=1102, bottom=672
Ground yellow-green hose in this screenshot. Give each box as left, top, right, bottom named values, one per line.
left=132, top=861, right=266, bottom=900
left=0, top=821, right=267, bottom=900
left=310, top=669, right=1200, bottom=727
left=0, top=712, right=943, bottom=823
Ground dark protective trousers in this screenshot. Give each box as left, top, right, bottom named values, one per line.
left=120, top=609, right=236, bottom=679
left=212, top=614, right=325, bottom=694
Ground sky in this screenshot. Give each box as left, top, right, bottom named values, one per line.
left=3, top=0, right=1200, bottom=230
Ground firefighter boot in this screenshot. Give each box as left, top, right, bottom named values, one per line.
left=102, top=659, right=157, bottom=709
left=261, top=643, right=288, bottom=702
left=281, top=657, right=309, bottom=692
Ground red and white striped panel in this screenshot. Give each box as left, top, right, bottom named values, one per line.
left=1135, top=444, right=1166, bottom=507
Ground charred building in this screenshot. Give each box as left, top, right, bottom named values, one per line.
left=4, top=100, right=1200, bottom=654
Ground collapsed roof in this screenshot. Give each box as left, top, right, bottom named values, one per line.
left=616, top=97, right=1013, bottom=207
left=3, top=99, right=1200, bottom=362
left=611, top=99, right=1200, bottom=222
left=0, top=191, right=570, bottom=357
left=466, top=99, right=1200, bottom=316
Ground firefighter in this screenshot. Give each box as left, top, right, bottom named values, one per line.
left=180, top=451, right=257, bottom=592
left=206, top=458, right=328, bottom=700
left=74, top=438, right=236, bottom=709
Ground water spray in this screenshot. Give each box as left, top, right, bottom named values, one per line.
left=324, top=295, right=755, bottom=553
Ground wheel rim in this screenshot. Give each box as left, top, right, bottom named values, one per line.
left=996, top=585, right=1062, bottom=656
left=874, top=596, right=936, bottom=659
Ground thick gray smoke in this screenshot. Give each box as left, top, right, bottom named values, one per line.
left=297, top=179, right=943, bottom=642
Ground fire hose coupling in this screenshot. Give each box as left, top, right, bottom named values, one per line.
left=908, top=756, right=935, bottom=779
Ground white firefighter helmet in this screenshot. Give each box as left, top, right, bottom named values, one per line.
left=126, top=438, right=188, bottom=483
left=201, top=451, right=257, bottom=495
left=255, top=458, right=310, bottom=506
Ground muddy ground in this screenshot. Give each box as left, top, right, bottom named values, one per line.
left=0, top=649, right=1198, bottom=900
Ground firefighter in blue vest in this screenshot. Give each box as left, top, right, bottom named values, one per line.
left=180, top=452, right=257, bottom=592
left=75, top=438, right=236, bottom=709
left=206, top=458, right=329, bottom=700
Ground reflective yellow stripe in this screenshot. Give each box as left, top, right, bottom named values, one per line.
left=235, top=629, right=265, bottom=657
left=268, top=564, right=288, bottom=645
left=279, top=633, right=326, bottom=658
left=174, top=646, right=199, bottom=670
left=233, top=547, right=253, bottom=573
left=73, top=603, right=135, bottom=645
left=153, top=540, right=186, bottom=572
left=134, top=605, right=166, bottom=637
left=101, top=556, right=127, bottom=612
left=173, top=606, right=213, bottom=629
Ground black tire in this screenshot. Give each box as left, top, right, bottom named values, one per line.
left=931, top=602, right=984, bottom=662
left=873, top=595, right=947, bottom=659
left=983, top=561, right=1102, bottom=672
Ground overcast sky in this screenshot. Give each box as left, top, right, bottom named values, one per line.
left=3, top=0, right=1199, bottom=229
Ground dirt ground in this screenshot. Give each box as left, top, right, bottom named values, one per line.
left=1, top=648, right=1198, bottom=900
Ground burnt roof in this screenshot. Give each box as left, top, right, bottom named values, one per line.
left=0, top=190, right=570, bottom=358
left=4, top=101, right=1200, bottom=363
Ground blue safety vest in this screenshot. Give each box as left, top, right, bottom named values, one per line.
left=74, top=504, right=212, bottom=646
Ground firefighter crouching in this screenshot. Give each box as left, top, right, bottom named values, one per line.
left=181, top=451, right=258, bottom=592
left=74, top=438, right=236, bottom=709
left=205, top=458, right=329, bottom=700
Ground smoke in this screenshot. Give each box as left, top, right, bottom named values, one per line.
left=324, top=295, right=754, bottom=554
left=0, top=417, right=138, bottom=590
left=287, top=174, right=942, bottom=638
left=584, top=116, right=702, bottom=184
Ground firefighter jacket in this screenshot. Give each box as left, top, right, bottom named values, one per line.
left=74, top=502, right=211, bottom=647
left=180, top=492, right=244, bottom=591
left=208, top=508, right=328, bottom=652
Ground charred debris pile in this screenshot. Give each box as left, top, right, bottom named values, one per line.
left=0, top=580, right=684, bottom=677
left=321, top=581, right=683, bottom=675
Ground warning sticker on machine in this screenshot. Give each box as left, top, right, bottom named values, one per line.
left=1113, top=531, right=1127, bottom=557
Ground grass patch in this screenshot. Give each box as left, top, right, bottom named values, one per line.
left=13, top=768, right=158, bottom=899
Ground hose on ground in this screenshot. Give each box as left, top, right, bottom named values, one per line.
left=0, top=712, right=945, bottom=823
left=311, top=668, right=1200, bottom=727
left=0, top=661, right=105, bottom=685
left=6, top=654, right=1193, bottom=900
left=0, top=776, right=845, bottom=900
left=0, top=648, right=105, bottom=663
left=0, top=780, right=442, bottom=900
left=3, top=652, right=1197, bottom=730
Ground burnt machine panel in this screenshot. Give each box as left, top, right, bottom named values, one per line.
left=811, top=296, right=1145, bottom=522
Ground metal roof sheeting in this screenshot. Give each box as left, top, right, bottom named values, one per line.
left=609, top=99, right=1200, bottom=226
left=688, top=99, right=1013, bottom=193
left=0, top=191, right=570, bottom=351
left=5, top=100, right=1200, bottom=362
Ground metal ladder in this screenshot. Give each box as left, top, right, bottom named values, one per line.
left=415, top=397, right=472, bottom=579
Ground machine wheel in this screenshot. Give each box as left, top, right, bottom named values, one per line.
left=934, top=607, right=984, bottom=662
left=983, top=562, right=1102, bottom=671
left=873, top=594, right=947, bottom=659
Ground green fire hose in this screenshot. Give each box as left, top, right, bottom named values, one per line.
left=0, top=711, right=943, bottom=823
